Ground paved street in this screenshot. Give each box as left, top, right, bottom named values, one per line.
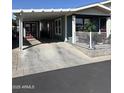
left=13, top=60, right=111, bottom=93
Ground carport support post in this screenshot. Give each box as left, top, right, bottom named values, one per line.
left=19, top=14, right=23, bottom=51
left=64, top=15, right=67, bottom=42
left=23, top=28, right=26, bottom=38
left=89, top=31, right=93, bottom=49
left=72, top=15, right=76, bottom=44
left=106, top=17, right=111, bottom=38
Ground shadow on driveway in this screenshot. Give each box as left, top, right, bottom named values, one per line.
left=13, top=60, right=111, bottom=93
left=23, top=37, right=63, bottom=50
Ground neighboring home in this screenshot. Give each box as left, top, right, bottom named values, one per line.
left=13, top=0, right=111, bottom=50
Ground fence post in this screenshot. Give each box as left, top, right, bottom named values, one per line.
left=89, top=31, right=93, bottom=49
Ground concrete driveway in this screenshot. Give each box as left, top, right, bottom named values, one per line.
left=12, top=38, right=110, bottom=78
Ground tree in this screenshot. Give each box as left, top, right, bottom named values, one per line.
left=84, top=20, right=96, bottom=49
left=84, top=20, right=96, bottom=32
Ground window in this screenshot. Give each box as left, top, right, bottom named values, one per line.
left=100, top=18, right=106, bottom=32
left=84, top=19, right=90, bottom=25
left=83, top=18, right=90, bottom=30
left=76, top=18, right=84, bottom=31
left=55, top=18, right=62, bottom=35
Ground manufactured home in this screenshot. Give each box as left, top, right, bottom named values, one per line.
left=13, top=0, right=111, bottom=50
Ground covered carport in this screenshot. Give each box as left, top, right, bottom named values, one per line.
left=13, top=9, right=73, bottom=50
left=13, top=2, right=111, bottom=51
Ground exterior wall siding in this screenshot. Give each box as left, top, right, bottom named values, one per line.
left=67, top=15, right=72, bottom=43
left=76, top=7, right=110, bottom=15
left=103, top=3, right=111, bottom=8
left=62, top=16, right=65, bottom=41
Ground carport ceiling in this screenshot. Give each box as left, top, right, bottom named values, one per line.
left=21, top=12, right=70, bottom=21
left=13, top=9, right=74, bottom=21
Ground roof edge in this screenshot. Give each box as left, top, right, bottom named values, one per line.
left=12, top=1, right=111, bottom=13
left=100, top=0, right=111, bottom=5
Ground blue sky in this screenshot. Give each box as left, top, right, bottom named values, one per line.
left=12, top=0, right=105, bottom=9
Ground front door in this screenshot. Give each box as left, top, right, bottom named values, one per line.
left=25, top=22, right=37, bottom=39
